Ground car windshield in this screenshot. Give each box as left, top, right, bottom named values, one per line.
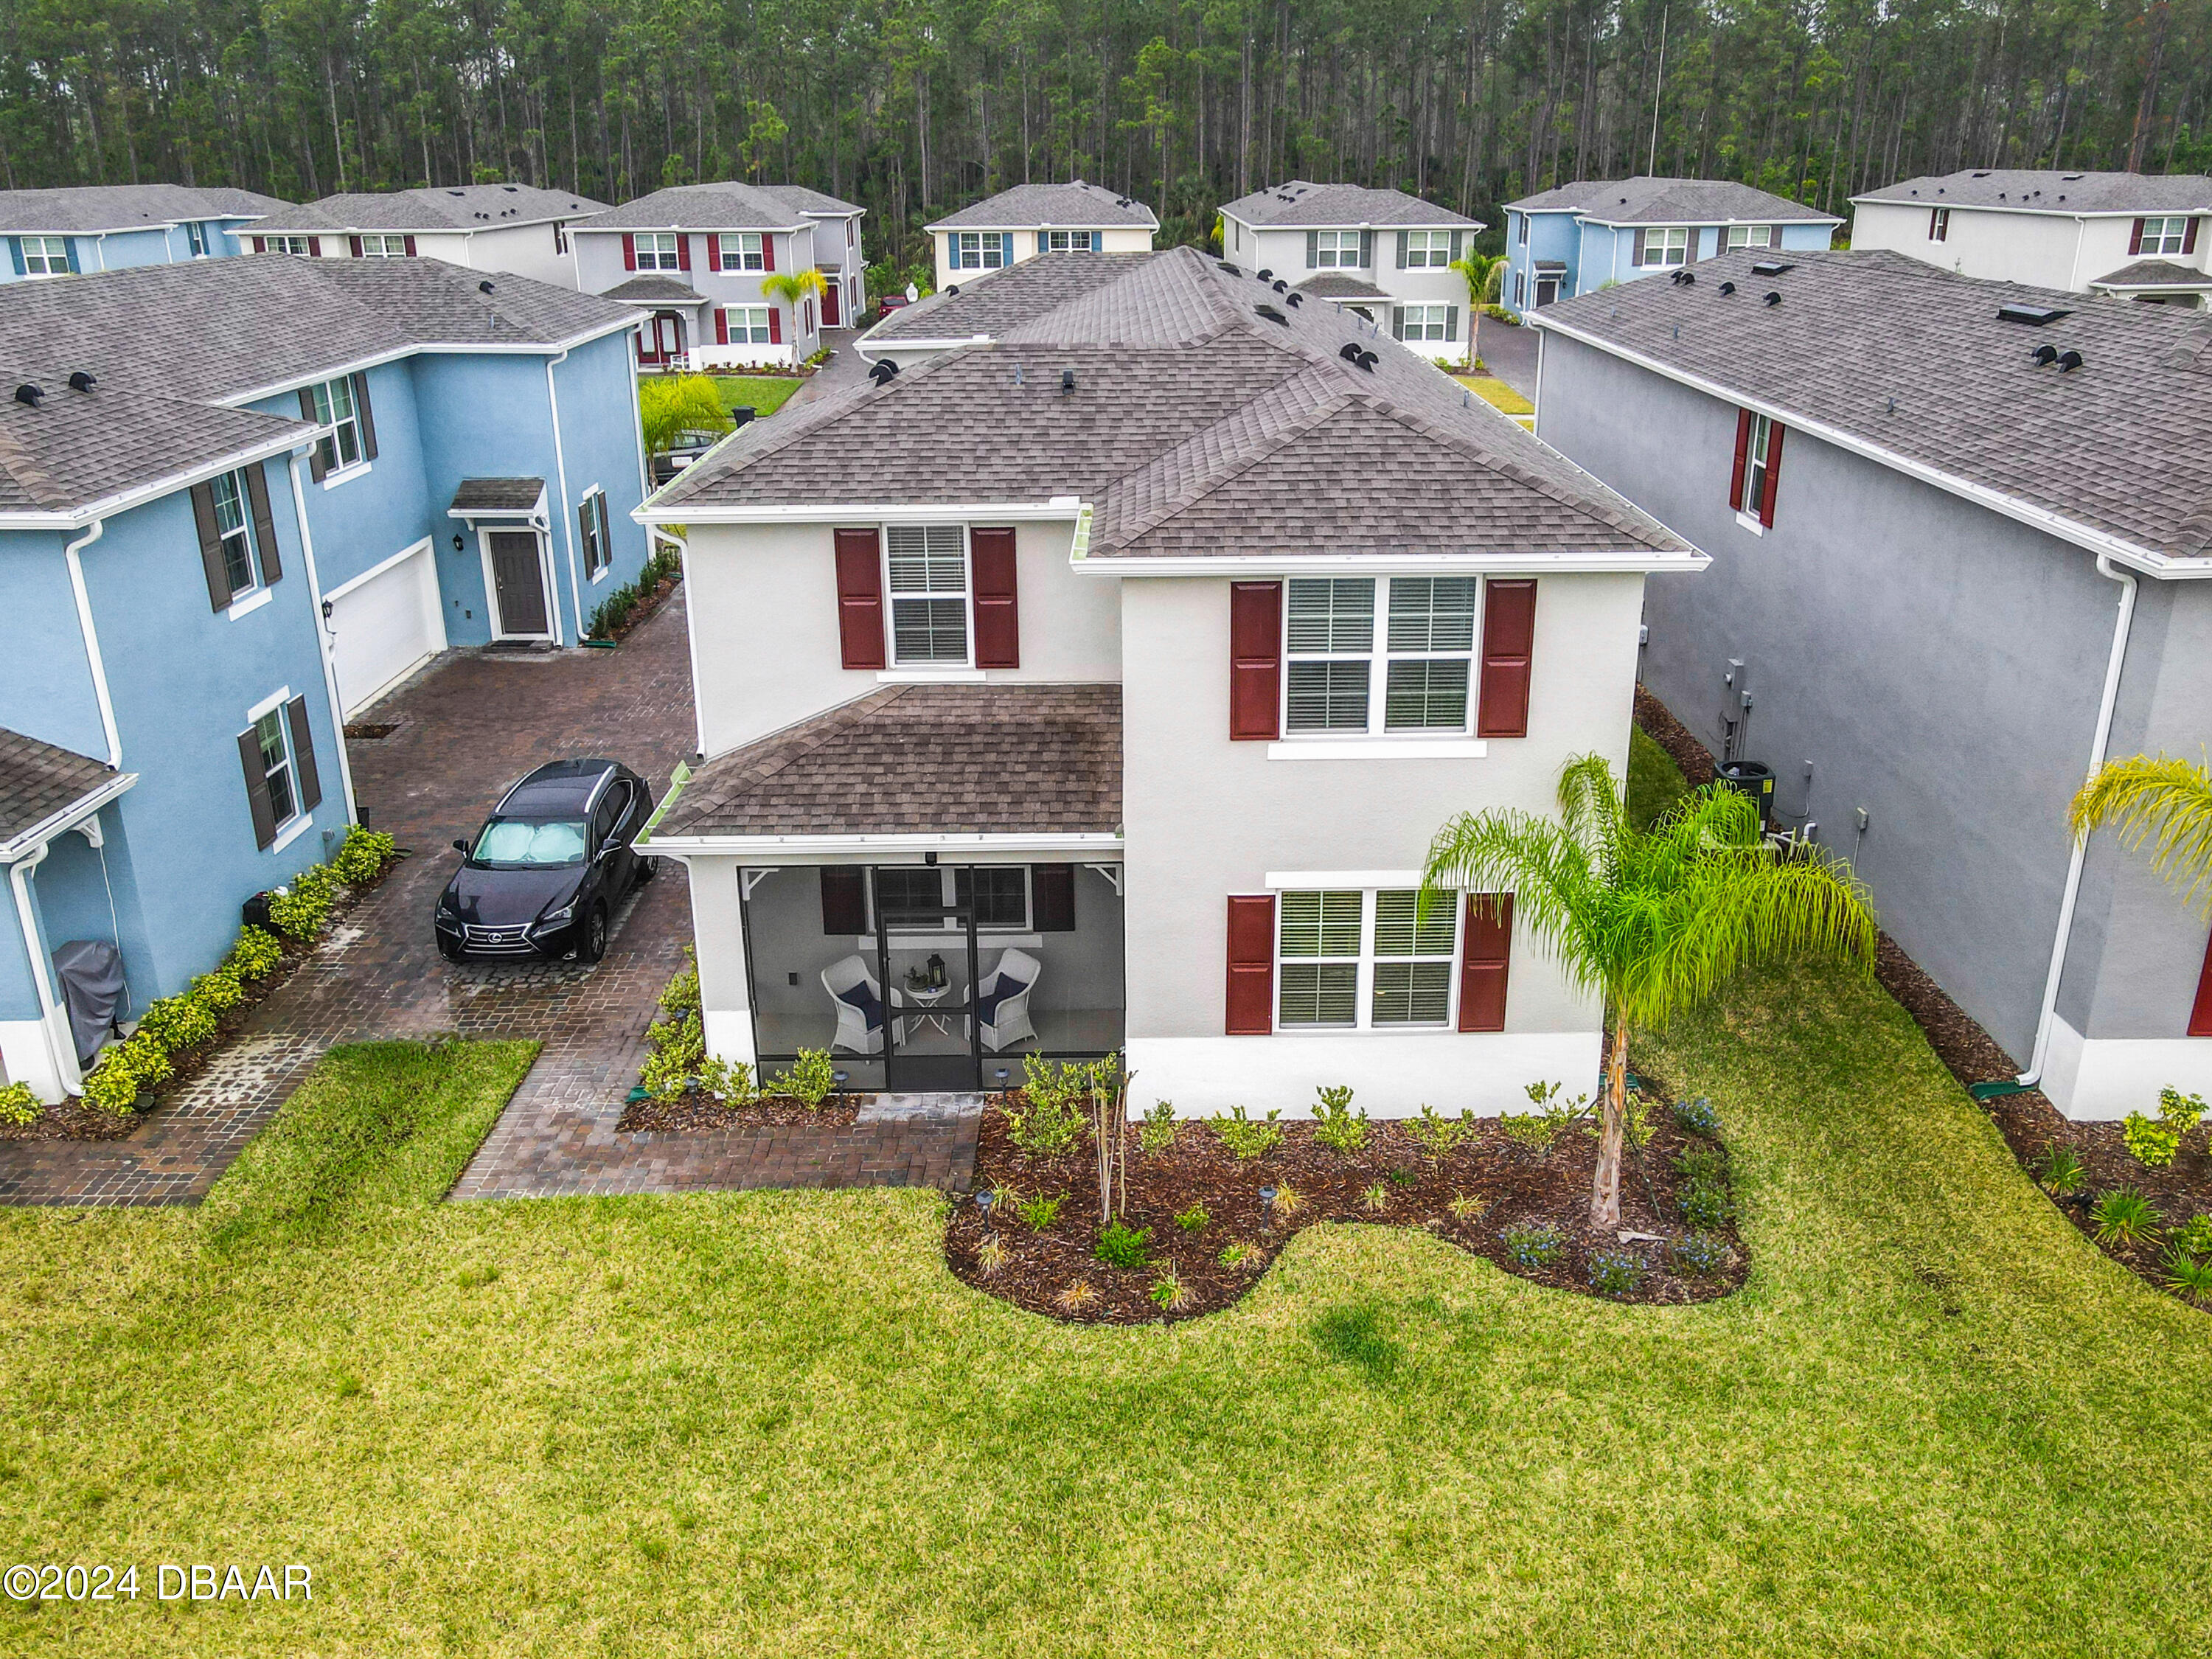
left=472, top=817, right=588, bottom=867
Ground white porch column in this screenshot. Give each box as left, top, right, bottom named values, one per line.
left=687, top=855, right=757, bottom=1069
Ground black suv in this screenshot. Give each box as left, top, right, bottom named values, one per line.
left=435, top=759, right=655, bottom=963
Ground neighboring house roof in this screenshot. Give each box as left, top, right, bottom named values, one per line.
left=0, top=184, right=289, bottom=235
left=755, top=184, right=866, bottom=218
left=575, top=182, right=809, bottom=233
left=1294, top=271, right=1393, bottom=302
left=1852, top=169, right=2212, bottom=215
left=659, top=247, right=1691, bottom=564
left=928, top=182, right=1159, bottom=232
left=657, top=684, right=1122, bottom=839
left=246, top=182, right=605, bottom=234
left=601, top=274, right=701, bottom=303
left=0, top=256, right=634, bottom=521
left=450, top=478, right=546, bottom=512
left=1529, top=247, right=2212, bottom=563
left=2088, top=259, right=2212, bottom=291
left=1219, top=181, right=1483, bottom=229
left=0, top=727, right=119, bottom=850
left=1505, top=176, right=1840, bottom=226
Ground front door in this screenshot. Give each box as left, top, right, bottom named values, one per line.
left=486, top=529, right=551, bottom=639
left=872, top=867, right=981, bottom=1093
left=1536, top=276, right=1560, bottom=307
left=635, top=312, right=684, bottom=366
left=821, top=278, right=841, bottom=327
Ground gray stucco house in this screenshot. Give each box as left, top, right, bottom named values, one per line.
left=1527, top=247, right=2212, bottom=1118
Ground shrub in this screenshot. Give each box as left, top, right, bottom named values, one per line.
left=1358, top=1182, right=1390, bottom=1214
left=1497, top=1113, right=1555, bottom=1153
left=1670, top=1232, right=1731, bottom=1277
left=1500, top=1222, right=1565, bottom=1270
left=696, top=1055, right=757, bottom=1105
left=1148, top=1270, right=1192, bottom=1312
left=80, top=1032, right=173, bottom=1115
left=1385, top=1164, right=1418, bottom=1187
left=1624, top=1092, right=1657, bottom=1150
left=330, top=825, right=398, bottom=886
left=1408, top=1103, right=1477, bottom=1157
left=1674, top=1095, right=1721, bottom=1136
left=1208, top=1104, right=1283, bottom=1160
left=640, top=1012, right=704, bottom=1099
left=1674, top=1144, right=1728, bottom=1186
left=2092, top=1188, right=2160, bottom=1247
left=1502, top=1080, right=1594, bottom=1158
left=659, top=950, right=702, bottom=1019
left=138, top=992, right=220, bottom=1052
left=639, top=373, right=734, bottom=455
left=227, top=928, right=284, bottom=980
left=1094, top=1220, right=1152, bottom=1268
left=769, top=1048, right=836, bottom=1107
left=268, top=865, right=340, bottom=940
left=189, top=968, right=246, bottom=1013
left=1175, top=1203, right=1209, bottom=1233
left=2123, top=1112, right=2183, bottom=1169
left=2169, top=1214, right=2212, bottom=1258
left=1678, top=1180, right=1736, bottom=1231
left=1311, top=1085, right=1369, bottom=1153
left=2162, top=1247, right=2212, bottom=1306
left=1003, top=1055, right=1092, bottom=1154
left=1138, top=1100, right=1178, bottom=1155
left=0, top=1081, right=38, bottom=1126
left=2031, top=1143, right=2087, bottom=1195
left=1587, top=1251, right=1644, bottom=1298
left=2160, top=1085, right=2208, bottom=1137
left=1014, top=1190, right=1065, bottom=1231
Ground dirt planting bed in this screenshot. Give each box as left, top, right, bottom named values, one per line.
left=616, top=1091, right=860, bottom=1132
left=945, top=1093, right=1747, bottom=1324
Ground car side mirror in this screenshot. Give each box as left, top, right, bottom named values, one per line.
left=453, top=839, right=469, bottom=854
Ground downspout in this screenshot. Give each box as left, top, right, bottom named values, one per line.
left=63, top=520, right=121, bottom=767
left=2010, top=553, right=2138, bottom=1093
left=288, top=453, right=360, bottom=823
left=10, top=842, right=80, bottom=1098
left=546, top=347, right=580, bottom=646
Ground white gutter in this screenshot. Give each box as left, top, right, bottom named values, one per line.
left=1847, top=197, right=2212, bottom=221
left=545, top=347, right=580, bottom=646
left=647, top=831, right=1124, bottom=859
left=0, top=771, right=136, bottom=864
left=855, top=333, right=994, bottom=362
left=288, top=453, right=360, bottom=823
left=1070, top=550, right=1709, bottom=577
left=2019, top=552, right=2139, bottom=1088
left=8, top=842, right=80, bottom=1097
left=636, top=498, right=1085, bottom=527
left=1529, top=313, right=2212, bottom=581
left=61, top=520, right=121, bottom=767
left=0, top=430, right=307, bottom=532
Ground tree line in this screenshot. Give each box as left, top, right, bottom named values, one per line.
left=3, top=0, right=2209, bottom=274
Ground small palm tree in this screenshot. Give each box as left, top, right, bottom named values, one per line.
left=1422, top=754, right=1877, bottom=1228
left=2070, top=752, right=2212, bottom=914
left=761, top=268, right=828, bottom=343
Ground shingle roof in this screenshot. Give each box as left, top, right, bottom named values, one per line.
left=2088, top=259, right=2212, bottom=290
left=662, top=247, right=1689, bottom=562
left=451, top=478, right=546, bottom=512
left=0, top=184, right=289, bottom=234
left=1294, top=271, right=1393, bottom=301
left=601, top=274, right=701, bottom=303
left=248, top=183, right=604, bottom=234
left=0, top=257, right=633, bottom=517
left=1531, top=247, right=2212, bottom=560
left=0, top=727, right=118, bottom=847
left=756, top=184, right=866, bottom=217
left=1220, top=181, right=1484, bottom=229
left=658, top=684, right=1122, bottom=838
left=1853, top=170, right=2212, bottom=215
left=928, top=182, right=1159, bottom=231
left=868, top=254, right=1147, bottom=343
left=576, top=182, right=808, bottom=232
left=1506, top=176, right=1840, bottom=225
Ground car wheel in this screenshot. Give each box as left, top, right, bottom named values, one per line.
left=577, top=903, right=609, bottom=964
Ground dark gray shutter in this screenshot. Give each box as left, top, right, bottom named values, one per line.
left=1450, top=230, right=1464, bottom=262
left=285, top=696, right=322, bottom=813
left=1305, top=230, right=1318, bottom=268
left=1632, top=229, right=1647, bottom=266
left=1359, top=229, right=1374, bottom=268
left=64, top=240, right=79, bottom=274
left=577, top=500, right=595, bottom=575
left=820, top=867, right=866, bottom=934
left=595, top=493, right=613, bottom=572
left=237, top=728, right=278, bottom=849
left=7, top=240, right=23, bottom=276
left=245, top=464, right=280, bottom=584
left=299, top=388, right=327, bottom=481
left=351, top=372, right=378, bottom=460
left=1395, top=231, right=1409, bottom=269
left=1446, top=306, right=1459, bottom=343
left=192, top=481, right=231, bottom=611
left=1391, top=307, right=1406, bottom=341
left=1032, top=865, right=1076, bottom=932
left=1038, top=231, right=1051, bottom=255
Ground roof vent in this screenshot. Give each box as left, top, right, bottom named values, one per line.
left=1271, top=279, right=1287, bottom=293
left=479, top=279, right=495, bottom=293
left=2031, top=344, right=2059, bottom=366
left=1997, top=303, right=2070, bottom=325
left=1750, top=260, right=1794, bottom=276
left=67, top=370, right=95, bottom=392
left=1763, top=291, right=1782, bottom=307
left=1257, top=268, right=1273, bottom=281
left=1719, top=280, right=1736, bottom=296
left=13, top=383, right=42, bottom=408
left=867, top=359, right=900, bottom=385
left=1971, top=170, right=1992, bottom=178
left=2062, top=173, right=2084, bottom=181
left=1339, top=343, right=1363, bottom=362
left=1256, top=304, right=1288, bottom=325
left=945, top=284, right=960, bottom=296
left=1285, top=292, right=1302, bottom=307
left=1357, top=350, right=1378, bottom=372
left=1116, top=197, right=1132, bottom=209
left=2057, top=349, right=2085, bottom=372
left=1060, top=368, right=1077, bottom=392
left=502, top=184, right=518, bottom=192
left=447, top=189, right=465, bottom=196
left=1216, top=261, right=1242, bottom=276
left=1669, top=268, right=1694, bottom=285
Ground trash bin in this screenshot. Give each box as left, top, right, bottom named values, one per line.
left=52, top=939, right=125, bottom=1069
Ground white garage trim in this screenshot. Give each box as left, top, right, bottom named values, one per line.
left=327, top=538, right=447, bottom=715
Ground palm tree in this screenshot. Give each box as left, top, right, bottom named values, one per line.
left=2070, top=752, right=2212, bottom=914
left=1449, top=251, right=1507, bottom=359
left=761, top=268, right=828, bottom=344
left=1421, top=754, right=1877, bottom=1228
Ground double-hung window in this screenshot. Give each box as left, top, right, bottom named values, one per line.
left=1313, top=229, right=1363, bottom=268
left=1639, top=226, right=1689, bottom=267
left=1285, top=577, right=1477, bottom=737
left=1515, top=212, right=1528, bottom=246
left=1276, top=889, right=1457, bottom=1030
left=872, top=866, right=1030, bottom=932
left=953, top=231, right=1006, bottom=270
left=1725, top=223, right=1775, bottom=251
left=1928, top=207, right=1950, bottom=242
left=2140, top=216, right=2191, bottom=256
left=21, top=236, right=71, bottom=276
left=885, top=524, right=969, bottom=664
left=358, top=233, right=408, bottom=257
left=210, top=470, right=262, bottom=600
left=1391, top=303, right=1458, bottom=342
left=1043, top=229, right=1097, bottom=252
left=578, top=489, right=613, bottom=578
left=187, top=221, right=208, bottom=257
left=1736, top=412, right=1776, bottom=520
left=253, top=704, right=301, bottom=830
left=265, top=234, right=313, bottom=256
left=1402, top=229, right=1454, bottom=268
left=635, top=232, right=681, bottom=271
left=309, top=377, right=365, bottom=475
left=718, top=232, right=764, bottom=271
left=722, top=305, right=772, bottom=344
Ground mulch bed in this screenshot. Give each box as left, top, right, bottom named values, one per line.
left=617, top=1091, right=860, bottom=1131
left=591, top=570, right=682, bottom=645
left=945, top=1090, right=1747, bottom=1324
left=0, top=855, right=405, bottom=1144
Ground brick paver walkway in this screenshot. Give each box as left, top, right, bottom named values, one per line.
left=1, top=588, right=978, bottom=1206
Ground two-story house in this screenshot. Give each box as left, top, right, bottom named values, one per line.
left=634, top=248, right=1703, bottom=1111
left=924, top=183, right=1158, bottom=293
left=1851, top=170, right=2212, bottom=309
left=1216, top=183, right=1486, bottom=361
left=569, top=182, right=867, bottom=369
left=1, top=184, right=288, bottom=282
left=1527, top=248, right=2212, bottom=1119
left=1500, top=178, right=1840, bottom=317
left=240, top=183, right=606, bottom=287
left=0, top=255, right=650, bottom=1102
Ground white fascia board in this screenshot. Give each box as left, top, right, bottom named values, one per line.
left=636, top=499, right=1086, bottom=528
left=1575, top=212, right=1843, bottom=229
left=0, top=771, right=137, bottom=863
left=1528, top=312, right=2212, bottom=582
left=1846, top=196, right=2210, bottom=220
left=575, top=220, right=807, bottom=235
left=215, top=317, right=635, bottom=409
left=645, top=831, right=1124, bottom=860
left=0, top=431, right=313, bottom=531
left=1069, top=549, right=1711, bottom=577
left=855, top=333, right=994, bottom=361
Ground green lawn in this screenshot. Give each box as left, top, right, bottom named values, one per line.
left=1455, top=372, right=1535, bottom=417
left=706, top=374, right=801, bottom=421
left=5, top=985, right=2211, bottom=1650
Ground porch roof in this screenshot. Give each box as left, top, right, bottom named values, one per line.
left=0, top=727, right=123, bottom=855
left=450, top=477, right=546, bottom=514
left=601, top=274, right=703, bottom=305
left=658, top=684, right=1121, bottom=841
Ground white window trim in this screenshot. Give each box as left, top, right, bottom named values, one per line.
left=1403, top=229, right=1455, bottom=269
left=322, top=460, right=371, bottom=490
left=1267, top=737, right=1488, bottom=760
left=864, top=865, right=1034, bottom=936
left=717, top=232, right=765, bottom=272
left=1639, top=226, right=1690, bottom=268
left=883, top=522, right=974, bottom=669
left=720, top=304, right=773, bottom=345
left=1281, top=575, right=1481, bottom=742
left=636, top=232, right=682, bottom=272
left=246, top=686, right=312, bottom=850
left=1736, top=411, right=1775, bottom=524
left=1734, top=510, right=1767, bottom=537
left=2143, top=216, right=2189, bottom=257
left=582, top=486, right=613, bottom=584
left=210, top=467, right=267, bottom=606
left=226, top=587, right=275, bottom=622
left=1273, top=886, right=1461, bottom=1034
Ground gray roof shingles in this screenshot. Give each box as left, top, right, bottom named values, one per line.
left=0, top=184, right=288, bottom=234
left=1533, top=246, right=2212, bottom=559
left=451, top=478, right=546, bottom=512
left=1853, top=170, right=2212, bottom=215
left=1506, top=176, right=1840, bottom=225
left=578, top=182, right=809, bottom=232
left=663, top=246, right=1687, bottom=560
left=928, top=182, right=1159, bottom=231
left=601, top=274, right=701, bottom=302
left=0, top=727, right=117, bottom=846
left=658, top=684, right=1122, bottom=838
left=1294, top=271, right=1393, bottom=301
left=2089, top=259, right=2212, bottom=289
left=247, top=183, right=605, bottom=234
left=1220, top=181, right=1484, bottom=229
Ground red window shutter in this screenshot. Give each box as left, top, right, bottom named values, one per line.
left=622, top=233, right=636, bottom=271
left=2129, top=218, right=2145, bottom=256
left=819, top=867, right=867, bottom=934
left=348, top=235, right=363, bottom=257
left=768, top=307, right=782, bottom=344
left=307, top=237, right=321, bottom=257
left=2188, top=218, right=2202, bottom=256
left=1225, top=895, right=1276, bottom=1034
left=1228, top=581, right=1282, bottom=740
left=1458, top=894, right=1513, bottom=1032
left=762, top=234, right=776, bottom=272
left=1729, top=408, right=1753, bottom=511
left=1475, top=580, right=1538, bottom=739
left=1759, top=422, right=1785, bottom=527
left=403, top=234, right=417, bottom=257
left=678, top=234, right=692, bottom=271
left=715, top=308, right=729, bottom=345
left=2191, top=928, right=2212, bottom=1037
left=970, top=527, right=1020, bottom=668
left=251, top=237, right=265, bottom=254
left=832, top=528, right=886, bottom=669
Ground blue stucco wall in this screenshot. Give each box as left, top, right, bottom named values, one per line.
left=0, top=529, right=108, bottom=758
left=1, top=220, right=254, bottom=285
left=249, top=358, right=438, bottom=596
left=1507, top=212, right=1838, bottom=316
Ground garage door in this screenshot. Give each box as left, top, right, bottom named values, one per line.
left=328, top=543, right=445, bottom=716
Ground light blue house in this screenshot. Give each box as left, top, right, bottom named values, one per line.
left=0, top=184, right=291, bottom=283
left=1500, top=178, right=1839, bottom=318
left=0, top=254, right=650, bottom=1101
